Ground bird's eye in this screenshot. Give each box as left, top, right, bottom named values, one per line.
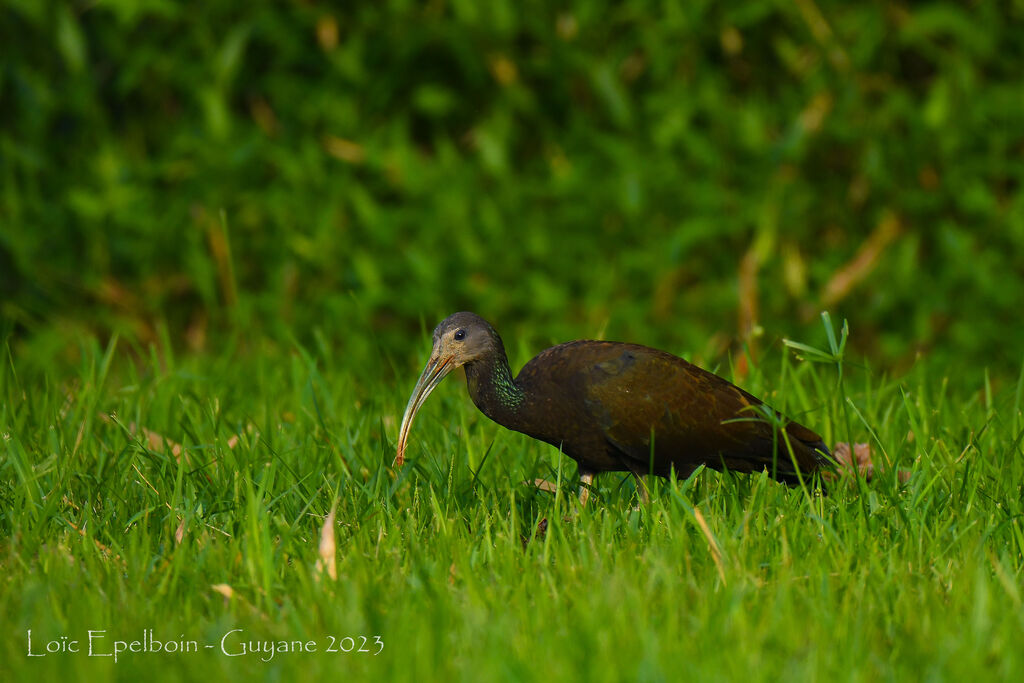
left=453, top=329, right=466, bottom=341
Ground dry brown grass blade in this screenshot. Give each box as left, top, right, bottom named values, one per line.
left=316, top=15, right=339, bottom=52
left=315, top=508, right=338, bottom=581
left=201, top=209, right=237, bottom=309
left=737, top=247, right=760, bottom=369
left=692, top=507, right=726, bottom=585
left=792, top=0, right=850, bottom=71
left=68, top=522, right=125, bottom=567
left=822, top=212, right=901, bottom=306
left=210, top=583, right=235, bottom=599
left=323, top=135, right=366, bottom=164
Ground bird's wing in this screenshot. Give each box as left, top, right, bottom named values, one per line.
left=572, top=343, right=824, bottom=475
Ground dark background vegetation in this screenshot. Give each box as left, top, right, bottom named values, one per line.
left=3, top=0, right=1023, bottom=380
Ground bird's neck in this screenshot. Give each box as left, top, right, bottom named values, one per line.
left=463, top=352, right=525, bottom=429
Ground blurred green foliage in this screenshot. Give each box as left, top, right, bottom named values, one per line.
left=3, top=0, right=1024, bottom=376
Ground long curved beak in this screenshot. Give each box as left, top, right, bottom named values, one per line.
left=394, top=353, right=455, bottom=466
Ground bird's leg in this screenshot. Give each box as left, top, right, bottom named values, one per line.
left=578, top=471, right=595, bottom=506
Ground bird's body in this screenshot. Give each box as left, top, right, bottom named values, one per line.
left=396, top=312, right=830, bottom=497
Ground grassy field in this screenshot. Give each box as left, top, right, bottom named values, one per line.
left=4, top=5, right=1024, bottom=678
left=2, top=320, right=1022, bottom=681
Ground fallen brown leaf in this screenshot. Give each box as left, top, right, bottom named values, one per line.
left=140, top=426, right=183, bottom=460
left=525, top=479, right=559, bottom=493
left=829, top=442, right=911, bottom=483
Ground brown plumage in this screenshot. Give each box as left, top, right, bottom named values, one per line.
left=396, top=312, right=830, bottom=500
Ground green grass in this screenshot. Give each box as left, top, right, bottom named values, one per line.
left=5, top=2, right=1024, bottom=678
left=2, top=326, right=1023, bottom=682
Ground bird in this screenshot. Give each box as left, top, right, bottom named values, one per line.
left=395, top=312, right=831, bottom=503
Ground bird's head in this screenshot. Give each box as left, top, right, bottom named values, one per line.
left=394, top=312, right=500, bottom=466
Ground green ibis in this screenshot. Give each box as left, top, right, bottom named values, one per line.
left=395, top=312, right=830, bottom=503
